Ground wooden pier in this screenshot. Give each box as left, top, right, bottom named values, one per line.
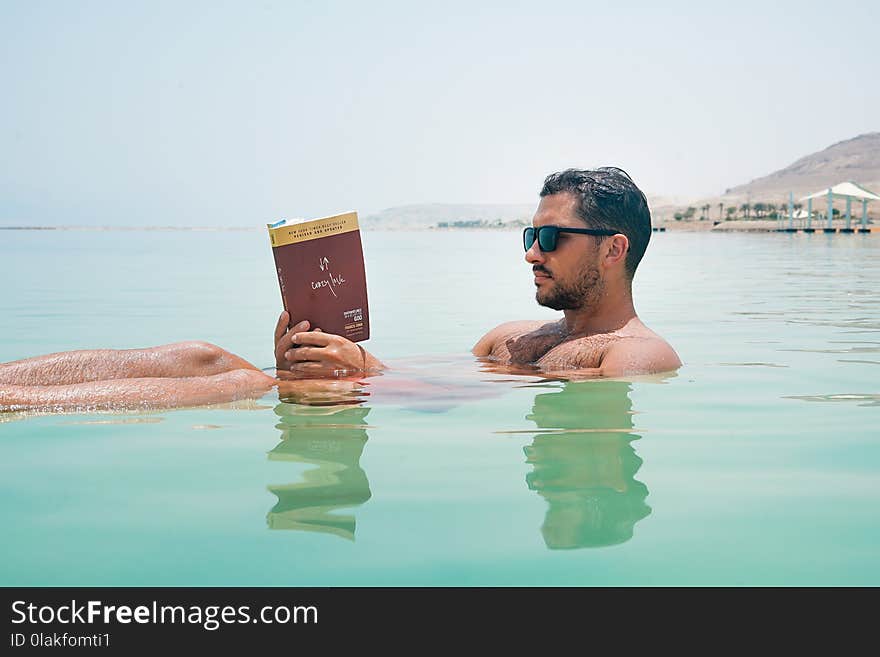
left=776, top=227, right=878, bottom=234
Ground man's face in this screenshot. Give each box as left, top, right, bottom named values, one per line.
left=525, top=193, right=605, bottom=311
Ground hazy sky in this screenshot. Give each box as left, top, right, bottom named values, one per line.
left=1, top=0, right=877, bottom=225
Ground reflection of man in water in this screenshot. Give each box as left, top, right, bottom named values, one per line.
left=265, top=376, right=651, bottom=548
left=523, top=381, right=650, bottom=549
left=266, top=404, right=372, bottom=541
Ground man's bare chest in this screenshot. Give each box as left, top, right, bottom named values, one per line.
left=490, top=327, right=619, bottom=369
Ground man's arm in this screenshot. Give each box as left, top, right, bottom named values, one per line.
left=471, top=329, right=497, bottom=357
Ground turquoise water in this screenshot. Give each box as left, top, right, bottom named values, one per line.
left=1, top=229, right=879, bottom=585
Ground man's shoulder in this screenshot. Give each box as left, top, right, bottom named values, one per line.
left=472, top=320, right=552, bottom=356
left=601, top=331, right=681, bottom=376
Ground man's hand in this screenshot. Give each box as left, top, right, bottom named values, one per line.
left=274, top=311, right=312, bottom=371
left=286, top=330, right=365, bottom=375
left=274, top=310, right=365, bottom=374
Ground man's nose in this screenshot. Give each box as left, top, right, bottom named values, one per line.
left=525, top=240, right=544, bottom=265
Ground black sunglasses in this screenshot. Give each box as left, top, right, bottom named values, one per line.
left=523, top=225, right=619, bottom=252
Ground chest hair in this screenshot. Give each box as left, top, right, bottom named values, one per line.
left=492, top=324, right=622, bottom=368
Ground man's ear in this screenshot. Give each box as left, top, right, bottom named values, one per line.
left=602, top=234, right=629, bottom=269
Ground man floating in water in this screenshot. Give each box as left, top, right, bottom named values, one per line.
left=277, top=167, right=680, bottom=379
left=0, top=167, right=679, bottom=412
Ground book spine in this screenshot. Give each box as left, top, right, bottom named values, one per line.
left=270, top=246, right=289, bottom=317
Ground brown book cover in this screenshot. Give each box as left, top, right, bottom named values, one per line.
left=267, top=211, right=370, bottom=342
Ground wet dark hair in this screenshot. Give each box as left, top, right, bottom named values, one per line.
left=540, top=167, right=651, bottom=279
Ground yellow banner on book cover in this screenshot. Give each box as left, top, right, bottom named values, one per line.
left=267, top=211, right=360, bottom=247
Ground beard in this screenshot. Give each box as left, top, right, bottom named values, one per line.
left=535, top=264, right=604, bottom=311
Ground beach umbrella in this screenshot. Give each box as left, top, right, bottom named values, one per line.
left=799, top=182, right=880, bottom=230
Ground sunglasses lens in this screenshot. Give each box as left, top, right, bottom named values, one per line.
left=538, top=227, right=557, bottom=252
left=524, top=227, right=560, bottom=252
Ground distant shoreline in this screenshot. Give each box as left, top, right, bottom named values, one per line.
left=0, top=221, right=875, bottom=234
left=0, top=226, right=260, bottom=232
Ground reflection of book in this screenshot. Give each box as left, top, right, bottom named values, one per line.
left=266, top=501, right=359, bottom=540
left=267, top=211, right=370, bottom=342
left=267, top=404, right=372, bottom=540
left=267, top=462, right=371, bottom=540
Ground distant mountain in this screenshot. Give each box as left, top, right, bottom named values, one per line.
left=723, top=132, right=880, bottom=202
left=364, top=134, right=880, bottom=228
left=648, top=132, right=880, bottom=223
left=363, top=195, right=684, bottom=229
left=362, top=203, right=535, bottom=229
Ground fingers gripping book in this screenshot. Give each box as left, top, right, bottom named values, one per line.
left=268, top=211, right=370, bottom=342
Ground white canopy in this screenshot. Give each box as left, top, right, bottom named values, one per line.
left=800, top=181, right=880, bottom=202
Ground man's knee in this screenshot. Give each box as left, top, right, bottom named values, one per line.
left=163, top=341, right=257, bottom=375
left=173, top=341, right=229, bottom=370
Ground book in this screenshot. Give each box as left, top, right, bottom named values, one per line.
left=267, top=211, right=370, bottom=342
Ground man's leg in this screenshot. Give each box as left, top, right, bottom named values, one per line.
left=0, top=369, right=275, bottom=412
left=0, top=342, right=260, bottom=386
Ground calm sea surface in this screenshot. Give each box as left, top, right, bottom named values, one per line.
left=1, top=228, right=878, bottom=585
